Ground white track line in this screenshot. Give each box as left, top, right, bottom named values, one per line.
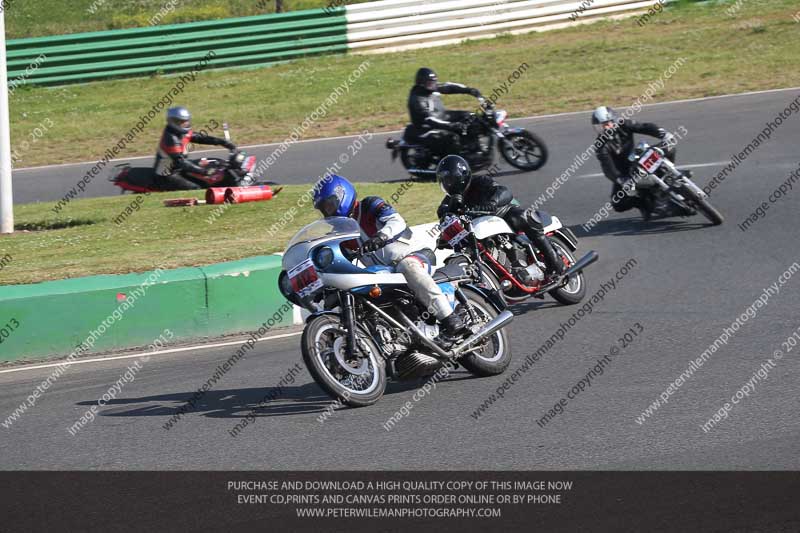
left=0, top=331, right=302, bottom=375
left=577, top=160, right=731, bottom=179
left=14, top=86, right=800, bottom=173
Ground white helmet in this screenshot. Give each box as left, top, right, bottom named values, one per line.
left=591, top=106, right=619, bottom=134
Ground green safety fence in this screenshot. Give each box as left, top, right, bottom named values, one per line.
left=7, top=8, right=348, bottom=86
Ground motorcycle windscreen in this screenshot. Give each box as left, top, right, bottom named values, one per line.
left=282, top=217, right=361, bottom=272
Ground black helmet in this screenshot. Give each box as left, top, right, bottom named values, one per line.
left=437, top=155, right=472, bottom=195
left=415, top=67, right=438, bottom=92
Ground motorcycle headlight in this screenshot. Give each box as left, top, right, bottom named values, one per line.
left=313, top=246, right=334, bottom=270
left=278, top=271, right=295, bottom=301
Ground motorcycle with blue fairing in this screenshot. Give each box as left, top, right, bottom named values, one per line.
left=278, top=217, right=514, bottom=407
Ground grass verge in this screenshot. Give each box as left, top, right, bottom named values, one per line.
left=9, top=0, right=800, bottom=169
left=7, top=0, right=372, bottom=39
left=0, top=182, right=441, bottom=286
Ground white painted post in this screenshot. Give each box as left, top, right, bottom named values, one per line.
left=0, top=9, right=13, bottom=234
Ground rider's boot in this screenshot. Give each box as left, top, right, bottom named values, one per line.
left=438, top=312, right=468, bottom=346
left=529, top=232, right=565, bottom=279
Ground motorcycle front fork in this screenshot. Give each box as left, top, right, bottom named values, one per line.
left=340, top=292, right=358, bottom=356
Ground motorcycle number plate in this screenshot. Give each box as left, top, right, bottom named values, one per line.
left=638, top=149, right=663, bottom=173
left=288, top=259, right=323, bottom=298
left=440, top=216, right=469, bottom=247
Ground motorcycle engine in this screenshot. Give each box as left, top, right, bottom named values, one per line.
left=375, top=321, right=409, bottom=357
left=507, top=242, right=544, bottom=286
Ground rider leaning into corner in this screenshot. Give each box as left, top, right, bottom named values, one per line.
left=592, top=105, right=681, bottom=219
left=435, top=155, right=565, bottom=278
left=313, top=175, right=469, bottom=343
left=407, top=67, right=482, bottom=156
left=153, top=106, right=237, bottom=190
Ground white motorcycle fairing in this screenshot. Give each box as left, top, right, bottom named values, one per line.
left=469, top=214, right=564, bottom=240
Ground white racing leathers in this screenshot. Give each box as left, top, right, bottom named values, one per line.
left=356, top=196, right=453, bottom=321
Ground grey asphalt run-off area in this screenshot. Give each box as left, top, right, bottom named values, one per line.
left=1, top=88, right=799, bottom=470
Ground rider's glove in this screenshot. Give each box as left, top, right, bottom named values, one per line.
left=223, top=141, right=237, bottom=151
left=617, top=176, right=637, bottom=195
left=361, top=234, right=388, bottom=253
left=468, top=88, right=482, bottom=97
left=658, top=129, right=676, bottom=147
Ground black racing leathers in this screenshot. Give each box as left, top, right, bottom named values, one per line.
left=595, top=119, right=674, bottom=212
left=437, top=175, right=564, bottom=275
left=153, top=125, right=231, bottom=190
left=407, top=83, right=477, bottom=155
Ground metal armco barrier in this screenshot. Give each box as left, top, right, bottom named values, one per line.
left=9, top=0, right=656, bottom=86
left=7, top=9, right=348, bottom=86
left=345, top=0, right=656, bottom=53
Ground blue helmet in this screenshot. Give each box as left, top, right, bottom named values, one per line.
left=313, top=175, right=357, bottom=218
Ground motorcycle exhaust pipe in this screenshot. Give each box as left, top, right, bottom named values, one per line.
left=363, top=301, right=451, bottom=359
left=562, top=250, right=599, bottom=279
left=452, top=310, right=514, bottom=356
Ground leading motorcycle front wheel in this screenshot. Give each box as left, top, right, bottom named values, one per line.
left=500, top=130, right=548, bottom=171
left=301, top=315, right=386, bottom=407
left=679, top=184, right=724, bottom=226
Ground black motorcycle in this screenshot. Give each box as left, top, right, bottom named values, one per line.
left=386, top=96, right=548, bottom=178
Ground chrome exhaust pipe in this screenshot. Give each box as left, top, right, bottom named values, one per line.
left=392, top=308, right=452, bottom=360
left=562, top=250, right=599, bottom=279
left=452, top=310, right=514, bottom=356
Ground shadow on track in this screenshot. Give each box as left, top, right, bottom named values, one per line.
left=571, top=218, right=712, bottom=238
left=74, top=370, right=477, bottom=420
left=379, top=168, right=524, bottom=184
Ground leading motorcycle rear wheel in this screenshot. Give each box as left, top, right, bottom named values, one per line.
left=301, top=315, right=387, bottom=407
left=457, top=288, right=513, bottom=377
left=548, top=237, right=586, bottom=305
left=400, top=147, right=436, bottom=179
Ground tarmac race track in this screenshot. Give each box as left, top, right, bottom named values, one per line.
left=2, top=88, right=799, bottom=469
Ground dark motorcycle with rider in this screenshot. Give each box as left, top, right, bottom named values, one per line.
left=386, top=68, right=548, bottom=178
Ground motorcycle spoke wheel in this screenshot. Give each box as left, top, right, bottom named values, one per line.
left=314, top=324, right=379, bottom=395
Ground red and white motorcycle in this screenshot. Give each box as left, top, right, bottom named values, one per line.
left=437, top=208, right=597, bottom=305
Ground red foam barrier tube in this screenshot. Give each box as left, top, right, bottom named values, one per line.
left=205, top=187, right=228, bottom=205
left=224, top=185, right=274, bottom=204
